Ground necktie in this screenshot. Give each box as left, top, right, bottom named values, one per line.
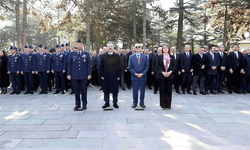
left=187, top=53, right=189, bottom=58
left=78, top=51, right=80, bottom=57
left=165, top=59, right=169, bottom=72
left=174, top=54, right=176, bottom=60
left=221, top=52, right=223, bottom=59
left=211, top=53, right=214, bottom=60
left=138, top=55, right=140, bottom=65
left=236, top=52, right=238, bottom=59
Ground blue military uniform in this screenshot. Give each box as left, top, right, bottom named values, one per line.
left=7, top=46, right=22, bottom=94
left=64, top=43, right=74, bottom=94
left=67, top=39, right=91, bottom=110
left=21, top=45, right=35, bottom=94
left=52, top=46, right=67, bottom=94
left=35, top=44, right=51, bottom=94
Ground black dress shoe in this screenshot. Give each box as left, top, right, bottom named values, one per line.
left=205, top=91, right=209, bottom=94
left=113, top=103, right=119, bottom=108
left=30, top=91, right=33, bottom=94
left=102, top=103, right=110, bottom=108
left=229, top=90, right=232, bottom=94
left=218, top=90, right=225, bottom=94
left=176, top=91, right=181, bottom=94
left=200, top=91, right=206, bottom=95
left=44, top=91, right=48, bottom=94
left=24, top=91, right=29, bottom=94
left=166, top=106, right=171, bottom=109
left=148, top=86, right=152, bottom=90
left=99, top=88, right=103, bottom=91
left=70, top=91, right=75, bottom=95
left=122, top=87, right=126, bottom=91
left=54, top=91, right=59, bottom=94
left=39, top=91, right=44, bottom=94
left=16, top=92, right=20, bottom=94
left=10, top=91, right=16, bottom=95
left=82, top=106, right=87, bottom=110
left=210, top=90, right=216, bottom=94
left=61, top=91, right=65, bottom=94
left=127, top=87, right=131, bottom=89
left=193, top=92, right=197, bottom=95
left=132, top=104, right=137, bottom=108
left=74, top=106, right=81, bottom=111
left=242, top=91, right=247, bottom=94
left=140, top=104, right=146, bottom=108
left=182, top=91, right=186, bottom=94
left=187, top=91, right=192, bottom=94
left=153, top=91, right=157, bottom=94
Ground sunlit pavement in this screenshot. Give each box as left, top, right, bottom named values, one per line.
left=0, top=86, right=250, bottom=150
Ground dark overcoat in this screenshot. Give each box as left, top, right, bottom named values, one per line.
left=0, top=56, right=10, bottom=87
left=100, top=52, right=121, bottom=93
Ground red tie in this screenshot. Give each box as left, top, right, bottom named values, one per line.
left=165, top=59, right=169, bottom=72
left=138, top=55, right=140, bottom=64
left=211, top=54, right=214, bottom=60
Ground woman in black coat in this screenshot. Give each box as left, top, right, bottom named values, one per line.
left=0, top=49, right=10, bottom=94
left=156, top=44, right=175, bottom=109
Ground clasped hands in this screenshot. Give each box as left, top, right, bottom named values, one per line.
left=162, top=71, right=172, bottom=78
left=135, top=73, right=144, bottom=78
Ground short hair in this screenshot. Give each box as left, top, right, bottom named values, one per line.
left=232, top=43, right=239, bottom=48
left=209, top=44, right=216, bottom=50
left=219, top=44, right=225, bottom=48
left=158, top=47, right=162, bottom=51
left=200, top=47, right=205, bottom=50
left=135, top=43, right=142, bottom=47
left=107, top=41, right=114, bottom=46
left=185, top=45, right=190, bottom=49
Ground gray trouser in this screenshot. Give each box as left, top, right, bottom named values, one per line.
left=193, top=75, right=205, bottom=92
left=121, top=73, right=125, bottom=88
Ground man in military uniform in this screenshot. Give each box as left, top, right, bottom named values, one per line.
left=31, top=46, right=39, bottom=91
left=21, top=45, right=35, bottom=94
left=7, top=46, right=21, bottom=94
left=35, top=44, right=50, bottom=94
left=52, top=44, right=67, bottom=94
left=44, top=46, right=53, bottom=91
left=67, top=39, right=91, bottom=111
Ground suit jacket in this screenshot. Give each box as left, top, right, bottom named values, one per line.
left=90, top=55, right=97, bottom=71
left=21, top=53, right=36, bottom=73
left=129, top=53, right=149, bottom=81
left=192, top=53, right=209, bottom=76
left=218, top=52, right=228, bottom=73
left=205, top=52, right=220, bottom=75
left=242, top=54, right=250, bottom=76
left=152, top=53, right=160, bottom=73
left=228, top=51, right=243, bottom=70
left=156, top=55, right=175, bottom=80
left=172, top=53, right=181, bottom=72
left=180, top=52, right=193, bottom=72
left=145, top=54, right=153, bottom=73
left=35, top=53, right=51, bottom=72
left=119, top=54, right=127, bottom=74
left=67, top=50, right=92, bottom=80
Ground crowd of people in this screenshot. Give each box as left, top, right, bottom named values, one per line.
left=0, top=39, right=250, bottom=110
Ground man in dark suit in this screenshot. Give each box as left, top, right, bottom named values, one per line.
left=205, top=45, right=220, bottom=94
left=129, top=43, right=149, bottom=108
left=180, top=45, right=193, bottom=94
left=90, top=50, right=97, bottom=86
left=152, top=47, right=162, bottom=94
left=64, top=43, right=72, bottom=93
left=192, top=47, right=208, bottom=95
left=97, top=49, right=104, bottom=90
left=215, top=45, right=228, bottom=94
left=171, top=46, right=181, bottom=94
left=100, top=41, right=121, bottom=109
left=241, top=48, right=250, bottom=93
left=117, top=48, right=127, bottom=90
left=228, top=44, right=243, bottom=94
left=67, top=39, right=92, bottom=110
left=144, top=48, right=153, bottom=89
left=125, top=46, right=136, bottom=89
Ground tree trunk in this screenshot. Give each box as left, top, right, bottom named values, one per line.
left=15, top=0, right=22, bottom=49
left=23, top=0, right=27, bottom=48
left=223, top=0, right=227, bottom=47
left=142, top=0, right=147, bottom=49
left=133, top=0, right=137, bottom=45
left=177, top=0, right=184, bottom=53
left=85, top=0, right=91, bottom=51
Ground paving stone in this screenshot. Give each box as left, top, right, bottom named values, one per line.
left=0, top=125, right=71, bottom=131
left=0, top=139, right=22, bottom=149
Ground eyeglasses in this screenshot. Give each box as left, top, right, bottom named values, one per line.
left=135, top=46, right=141, bottom=49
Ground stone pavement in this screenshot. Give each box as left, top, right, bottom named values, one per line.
left=0, top=86, right=250, bottom=150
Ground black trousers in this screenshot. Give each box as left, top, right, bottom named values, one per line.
left=159, top=79, right=173, bottom=108
left=154, top=75, right=159, bottom=92
left=181, top=72, right=192, bottom=92
left=228, top=67, right=242, bottom=91
left=173, top=72, right=181, bottom=92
